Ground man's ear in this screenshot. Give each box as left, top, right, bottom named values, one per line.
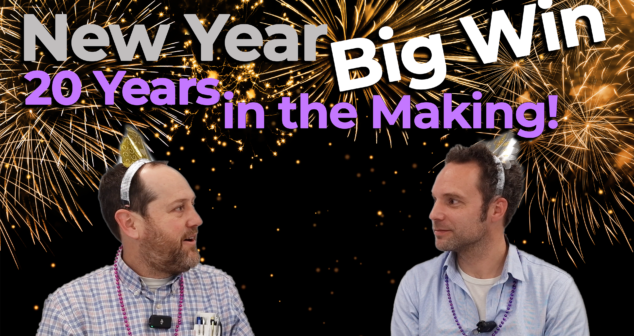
left=489, top=196, right=508, bottom=225
left=115, top=209, right=142, bottom=240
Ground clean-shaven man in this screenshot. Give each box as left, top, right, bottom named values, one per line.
left=391, top=136, right=588, bottom=336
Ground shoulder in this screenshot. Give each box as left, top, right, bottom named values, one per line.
left=44, top=265, right=112, bottom=311
left=187, top=264, right=238, bottom=288
left=407, top=252, right=448, bottom=278
left=49, top=265, right=114, bottom=301
left=516, top=248, right=588, bottom=324
left=400, top=252, right=447, bottom=289
left=187, top=264, right=246, bottom=313
left=517, top=248, right=574, bottom=289
left=518, top=249, right=572, bottom=278
left=393, top=253, right=447, bottom=308
left=39, top=267, right=110, bottom=335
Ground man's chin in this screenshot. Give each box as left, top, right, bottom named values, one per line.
left=174, top=247, right=200, bottom=270
left=434, top=238, right=454, bottom=252
left=188, top=250, right=201, bottom=265
left=176, top=255, right=200, bottom=273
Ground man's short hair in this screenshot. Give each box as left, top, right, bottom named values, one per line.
left=98, top=162, right=166, bottom=241
left=445, top=143, right=524, bottom=227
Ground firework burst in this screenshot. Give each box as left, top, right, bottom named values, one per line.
left=467, top=40, right=552, bottom=105
left=0, top=0, right=186, bottom=265
left=520, top=79, right=634, bottom=263
left=261, top=0, right=487, bottom=144
left=175, top=56, right=279, bottom=155
left=508, top=0, right=634, bottom=262
left=172, top=2, right=289, bottom=158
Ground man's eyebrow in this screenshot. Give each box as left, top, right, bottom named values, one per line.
left=169, top=197, right=196, bottom=205
left=441, top=193, right=464, bottom=199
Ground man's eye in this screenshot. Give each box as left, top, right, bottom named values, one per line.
left=175, top=205, right=184, bottom=211
left=449, top=199, right=459, bottom=205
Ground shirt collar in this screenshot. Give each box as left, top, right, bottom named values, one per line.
left=503, top=242, right=525, bottom=282
left=442, top=238, right=525, bottom=285
left=116, top=252, right=183, bottom=296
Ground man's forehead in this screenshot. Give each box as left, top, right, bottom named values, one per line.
left=138, top=164, right=194, bottom=199
left=139, top=163, right=180, bottom=180
left=432, top=162, right=481, bottom=195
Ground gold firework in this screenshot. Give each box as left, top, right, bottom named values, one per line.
left=177, top=57, right=278, bottom=154
left=470, top=41, right=552, bottom=105
left=0, top=0, right=186, bottom=265
left=472, top=0, right=634, bottom=262
left=174, top=1, right=286, bottom=157
left=517, top=0, right=634, bottom=263
left=262, top=0, right=486, bottom=144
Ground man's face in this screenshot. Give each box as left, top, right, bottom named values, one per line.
left=137, top=164, right=203, bottom=276
left=430, top=162, right=488, bottom=252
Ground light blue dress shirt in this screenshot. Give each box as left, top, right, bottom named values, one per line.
left=391, top=244, right=589, bottom=336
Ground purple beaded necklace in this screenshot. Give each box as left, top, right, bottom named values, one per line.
left=445, top=274, right=517, bottom=335
left=114, top=246, right=185, bottom=336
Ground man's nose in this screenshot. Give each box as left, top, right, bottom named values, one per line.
left=190, top=209, right=203, bottom=227
left=429, top=203, right=443, bottom=222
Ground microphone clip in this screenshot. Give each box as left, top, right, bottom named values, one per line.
left=476, top=320, right=497, bottom=333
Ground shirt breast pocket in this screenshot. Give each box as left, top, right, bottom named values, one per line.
left=179, top=324, right=220, bottom=336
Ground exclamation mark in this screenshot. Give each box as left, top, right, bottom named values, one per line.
left=548, top=95, right=558, bottom=129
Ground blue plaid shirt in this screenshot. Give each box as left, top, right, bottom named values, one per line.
left=37, top=254, right=254, bottom=336
left=391, top=244, right=589, bottom=336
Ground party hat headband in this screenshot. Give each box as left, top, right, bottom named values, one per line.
left=482, top=132, right=520, bottom=196
left=119, top=127, right=153, bottom=207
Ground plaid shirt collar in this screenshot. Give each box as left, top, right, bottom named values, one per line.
left=117, top=250, right=183, bottom=297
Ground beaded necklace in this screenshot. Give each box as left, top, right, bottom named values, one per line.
left=114, top=246, right=184, bottom=336
left=445, top=274, right=517, bottom=335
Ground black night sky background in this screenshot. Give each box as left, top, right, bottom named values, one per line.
left=1, top=0, right=633, bottom=335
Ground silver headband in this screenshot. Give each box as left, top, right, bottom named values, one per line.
left=483, top=132, right=520, bottom=196
left=492, top=155, right=505, bottom=196
left=120, top=158, right=151, bottom=207
left=117, top=126, right=154, bottom=207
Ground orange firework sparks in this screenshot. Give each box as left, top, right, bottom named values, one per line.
left=261, top=0, right=487, bottom=144
left=0, top=0, right=186, bottom=265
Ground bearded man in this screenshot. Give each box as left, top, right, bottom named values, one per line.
left=37, top=129, right=253, bottom=336
left=391, top=136, right=589, bottom=336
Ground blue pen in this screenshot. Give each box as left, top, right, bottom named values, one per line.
left=196, top=317, right=202, bottom=335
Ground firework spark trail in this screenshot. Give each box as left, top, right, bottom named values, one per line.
left=494, top=0, right=634, bottom=263
left=520, top=84, right=634, bottom=263
left=173, top=56, right=275, bottom=154
left=542, top=0, right=628, bottom=66
left=261, top=0, right=487, bottom=145
left=171, top=1, right=291, bottom=158
left=458, top=0, right=634, bottom=262
left=462, top=40, right=552, bottom=105
left=459, top=0, right=629, bottom=105
left=0, top=0, right=187, bottom=266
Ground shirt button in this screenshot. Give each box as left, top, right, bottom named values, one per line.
left=134, top=290, right=140, bottom=296
left=156, top=304, right=162, bottom=310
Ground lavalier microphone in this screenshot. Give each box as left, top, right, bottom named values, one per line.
left=476, top=320, right=497, bottom=333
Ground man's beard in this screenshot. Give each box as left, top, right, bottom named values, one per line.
left=434, top=218, right=488, bottom=254
left=140, top=218, right=200, bottom=276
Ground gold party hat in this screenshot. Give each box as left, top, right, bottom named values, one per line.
left=120, top=127, right=151, bottom=168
